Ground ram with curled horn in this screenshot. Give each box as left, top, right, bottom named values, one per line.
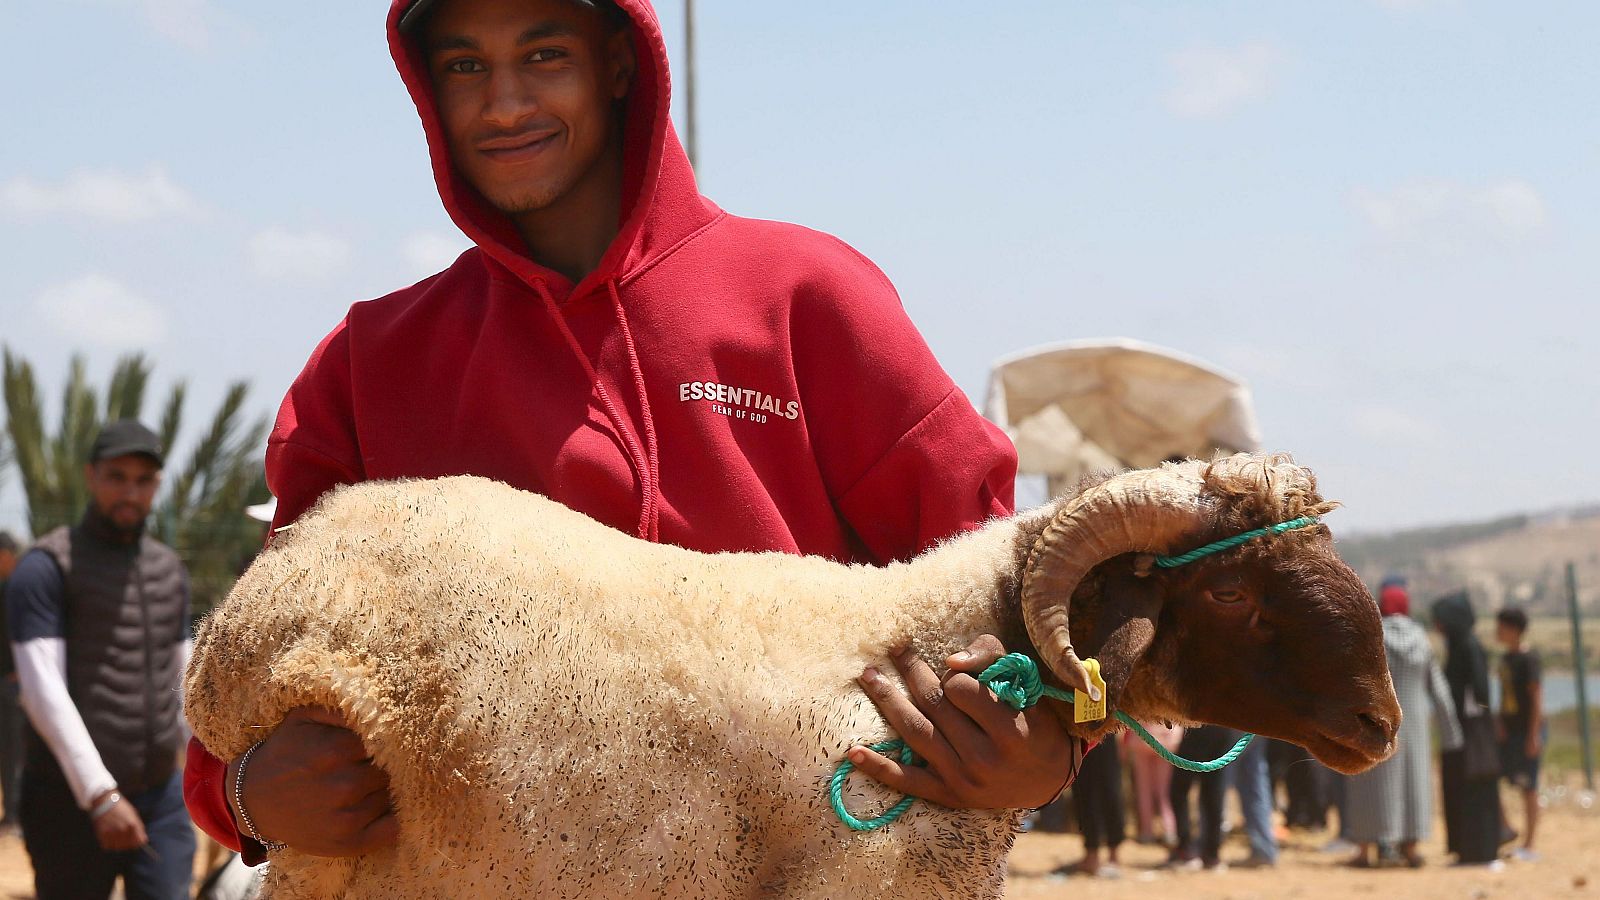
left=186, top=452, right=1399, bottom=899
left=1013, top=454, right=1386, bottom=773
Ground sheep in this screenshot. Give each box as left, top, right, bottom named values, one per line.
left=185, top=453, right=1400, bottom=899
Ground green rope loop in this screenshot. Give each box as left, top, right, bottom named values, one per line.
left=1153, top=515, right=1321, bottom=569
left=829, top=739, right=919, bottom=831
left=829, top=653, right=1254, bottom=831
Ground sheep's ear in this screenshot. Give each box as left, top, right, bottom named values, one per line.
left=1089, top=571, right=1164, bottom=707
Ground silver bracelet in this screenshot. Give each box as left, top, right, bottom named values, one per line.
left=235, top=741, right=290, bottom=852
left=89, top=790, right=122, bottom=821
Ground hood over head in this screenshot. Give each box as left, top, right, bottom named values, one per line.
left=1381, top=613, right=1431, bottom=668
left=1430, top=590, right=1476, bottom=641
left=1378, top=582, right=1410, bottom=618
left=386, top=0, right=717, bottom=296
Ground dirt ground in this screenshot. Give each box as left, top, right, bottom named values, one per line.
left=1006, top=779, right=1599, bottom=900
left=0, top=781, right=1592, bottom=899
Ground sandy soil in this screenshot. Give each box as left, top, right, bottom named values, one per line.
left=1006, top=781, right=1599, bottom=900
left=0, top=783, right=1592, bottom=899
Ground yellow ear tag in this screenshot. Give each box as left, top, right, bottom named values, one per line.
left=1074, top=658, right=1108, bottom=724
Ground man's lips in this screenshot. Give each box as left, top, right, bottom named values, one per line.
left=477, top=130, right=560, bottom=162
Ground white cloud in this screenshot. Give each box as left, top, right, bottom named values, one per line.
left=71, top=0, right=217, bottom=50
left=138, top=0, right=215, bottom=50
left=249, top=228, right=352, bottom=281
left=35, top=275, right=168, bottom=348
left=1166, top=42, right=1286, bottom=120
left=1352, top=178, right=1548, bottom=251
left=1, top=166, right=200, bottom=223
left=402, top=231, right=471, bottom=278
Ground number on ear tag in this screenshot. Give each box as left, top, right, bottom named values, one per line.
left=1074, top=658, right=1108, bottom=723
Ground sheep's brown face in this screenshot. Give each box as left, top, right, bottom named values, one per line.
left=1128, top=534, right=1400, bottom=775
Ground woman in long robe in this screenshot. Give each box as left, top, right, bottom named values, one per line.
left=1343, top=582, right=1461, bottom=866
left=1432, top=590, right=1505, bottom=865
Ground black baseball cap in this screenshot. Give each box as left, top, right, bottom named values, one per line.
left=89, top=420, right=165, bottom=468
left=400, top=0, right=623, bottom=34
left=398, top=0, right=439, bottom=33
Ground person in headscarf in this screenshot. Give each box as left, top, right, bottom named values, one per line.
left=1432, top=590, right=1506, bottom=866
left=1342, top=579, right=1461, bottom=867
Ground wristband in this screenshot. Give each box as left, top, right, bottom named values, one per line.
left=235, top=741, right=290, bottom=852
left=89, top=790, right=122, bottom=821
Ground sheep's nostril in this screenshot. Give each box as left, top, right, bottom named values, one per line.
left=1356, top=711, right=1396, bottom=747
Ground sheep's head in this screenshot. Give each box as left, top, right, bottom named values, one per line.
left=1021, top=453, right=1400, bottom=774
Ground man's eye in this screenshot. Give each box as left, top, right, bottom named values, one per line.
left=445, top=59, right=483, bottom=74
left=1208, top=589, right=1246, bottom=604
left=529, top=48, right=566, bottom=63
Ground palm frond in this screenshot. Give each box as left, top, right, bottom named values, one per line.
left=5, top=349, right=64, bottom=534
left=157, top=381, right=185, bottom=459
left=105, top=353, right=152, bottom=422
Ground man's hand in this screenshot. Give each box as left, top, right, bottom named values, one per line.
left=850, top=635, right=1076, bottom=810
left=226, top=706, right=397, bottom=857
left=91, top=791, right=148, bottom=852
left=1525, top=730, right=1543, bottom=759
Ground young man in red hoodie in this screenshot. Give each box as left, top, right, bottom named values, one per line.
left=185, top=0, right=1077, bottom=861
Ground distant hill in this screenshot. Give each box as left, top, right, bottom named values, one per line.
left=1336, top=506, right=1600, bottom=618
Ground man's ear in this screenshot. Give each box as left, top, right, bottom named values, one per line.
left=1088, top=572, right=1164, bottom=708
left=608, top=28, right=637, bottom=101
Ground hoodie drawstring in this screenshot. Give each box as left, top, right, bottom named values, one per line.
left=606, top=277, right=660, bottom=541
left=530, top=279, right=660, bottom=542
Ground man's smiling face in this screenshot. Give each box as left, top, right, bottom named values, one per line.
left=424, top=0, right=634, bottom=217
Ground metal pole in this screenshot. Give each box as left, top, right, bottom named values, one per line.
left=684, top=0, right=698, bottom=171
left=1569, top=562, right=1594, bottom=790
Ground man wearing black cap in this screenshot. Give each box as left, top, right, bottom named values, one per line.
left=3, top=420, right=195, bottom=899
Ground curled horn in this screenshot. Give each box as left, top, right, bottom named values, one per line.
left=1020, top=466, right=1210, bottom=694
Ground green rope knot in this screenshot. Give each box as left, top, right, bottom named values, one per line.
left=977, top=652, right=1056, bottom=709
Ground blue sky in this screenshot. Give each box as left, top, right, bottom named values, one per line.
left=2, top=0, right=1597, bottom=535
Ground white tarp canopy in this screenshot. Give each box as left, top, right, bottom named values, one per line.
left=985, top=338, right=1261, bottom=492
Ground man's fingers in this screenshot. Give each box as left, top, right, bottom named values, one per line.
left=289, top=705, right=351, bottom=729
left=946, top=634, right=1007, bottom=673
left=858, top=667, right=958, bottom=774
left=942, top=671, right=1028, bottom=740
left=891, top=649, right=983, bottom=749
left=353, top=810, right=400, bottom=854
left=344, top=783, right=394, bottom=827
left=845, top=746, right=954, bottom=808
left=283, top=706, right=372, bottom=762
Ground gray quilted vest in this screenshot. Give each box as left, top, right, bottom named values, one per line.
left=28, top=509, right=188, bottom=796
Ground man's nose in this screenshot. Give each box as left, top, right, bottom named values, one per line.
left=483, top=69, right=538, bottom=129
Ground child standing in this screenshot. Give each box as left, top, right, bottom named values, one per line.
left=1495, top=606, right=1545, bottom=862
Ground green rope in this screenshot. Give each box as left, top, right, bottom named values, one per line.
left=829, top=654, right=1254, bottom=831
left=1153, top=515, right=1321, bottom=568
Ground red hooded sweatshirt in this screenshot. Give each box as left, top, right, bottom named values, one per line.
left=185, top=0, right=1017, bottom=856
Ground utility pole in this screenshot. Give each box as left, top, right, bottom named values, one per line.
left=684, top=0, right=699, bottom=171
left=1569, top=562, right=1594, bottom=790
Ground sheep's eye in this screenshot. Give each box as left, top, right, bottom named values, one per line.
left=1208, top=589, right=1246, bottom=604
